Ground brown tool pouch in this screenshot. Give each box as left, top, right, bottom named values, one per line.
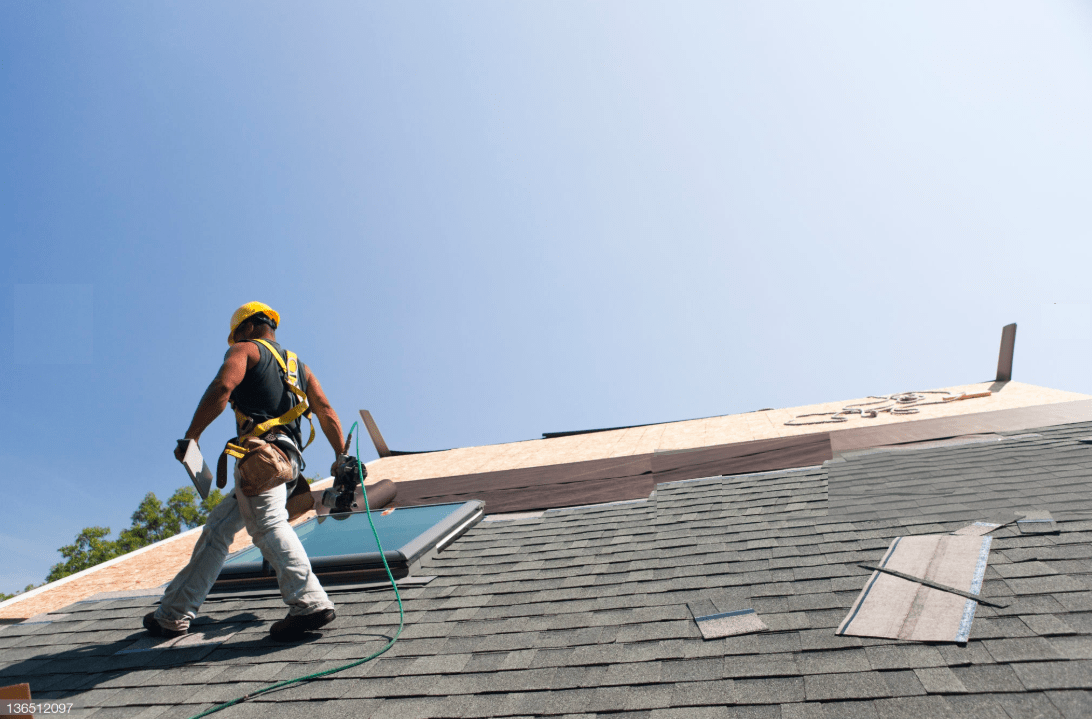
left=234, top=437, right=295, bottom=497
left=285, top=475, right=315, bottom=521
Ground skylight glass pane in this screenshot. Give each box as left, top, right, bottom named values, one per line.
left=223, top=502, right=465, bottom=567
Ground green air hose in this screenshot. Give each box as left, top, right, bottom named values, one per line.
left=188, top=420, right=404, bottom=719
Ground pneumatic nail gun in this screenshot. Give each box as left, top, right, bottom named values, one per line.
left=321, top=430, right=367, bottom=514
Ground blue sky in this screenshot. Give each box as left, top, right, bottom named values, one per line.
left=2, top=2, right=1091, bottom=594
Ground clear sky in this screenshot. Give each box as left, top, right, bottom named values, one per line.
left=2, top=2, right=1091, bottom=594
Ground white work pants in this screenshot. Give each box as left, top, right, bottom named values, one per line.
left=155, top=464, right=333, bottom=632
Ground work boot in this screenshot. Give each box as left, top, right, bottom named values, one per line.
left=143, top=612, right=187, bottom=638
left=269, top=608, right=336, bottom=640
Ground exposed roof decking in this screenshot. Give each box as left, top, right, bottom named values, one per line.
left=3, top=421, right=1092, bottom=717
left=365, top=381, right=1089, bottom=483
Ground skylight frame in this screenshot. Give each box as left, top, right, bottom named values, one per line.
left=211, top=500, right=484, bottom=592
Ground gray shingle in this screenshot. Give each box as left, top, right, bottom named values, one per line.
left=1007, top=576, right=1090, bottom=595
left=994, top=562, right=1060, bottom=579
left=733, top=676, right=805, bottom=704
left=864, top=644, right=946, bottom=671
left=971, top=617, right=1039, bottom=640
left=871, top=696, right=954, bottom=719
left=781, top=700, right=878, bottom=719
left=940, top=695, right=1011, bottom=719
left=661, top=657, right=722, bottom=682
left=648, top=708, right=765, bottom=719
left=723, top=653, right=799, bottom=679
left=1050, top=636, right=1092, bottom=660
left=82, top=707, right=166, bottom=719
left=912, top=667, right=968, bottom=693
left=797, top=629, right=860, bottom=652
left=983, top=637, right=1062, bottom=663
left=805, top=672, right=891, bottom=701
left=508, top=688, right=598, bottom=716
left=936, top=642, right=997, bottom=667
left=303, top=699, right=387, bottom=719
left=621, top=684, right=675, bottom=711
left=879, top=670, right=926, bottom=697
left=995, top=692, right=1064, bottom=719
left=1046, top=690, right=1092, bottom=719
left=951, top=664, right=1026, bottom=693
left=667, top=679, right=737, bottom=708
left=723, top=631, right=802, bottom=655
left=796, top=649, right=870, bottom=675
left=145, top=704, right=218, bottom=719
left=1023, top=614, right=1078, bottom=636
left=1011, top=661, right=1092, bottom=690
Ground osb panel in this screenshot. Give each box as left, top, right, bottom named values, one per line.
left=365, top=381, right=1089, bottom=483
left=830, top=399, right=1092, bottom=453
left=393, top=433, right=832, bottom=513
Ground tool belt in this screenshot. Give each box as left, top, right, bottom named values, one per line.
left=218, top=434, right=295, bottom=497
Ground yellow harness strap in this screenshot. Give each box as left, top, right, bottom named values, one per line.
left=224, top=442, right=249, bottom=460
left=231, top=339, right=316, bottom=450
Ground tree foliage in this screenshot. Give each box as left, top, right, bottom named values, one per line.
left=44, top=487, right=224, bottom=583
left=0, top=583, right=39, bottom=602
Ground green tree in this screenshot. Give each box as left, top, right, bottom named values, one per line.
left=0, top=583, right=41, bottom=603
left=45, top=526, right=119, bottom=583
left=45, top=487, right=224, bottom=583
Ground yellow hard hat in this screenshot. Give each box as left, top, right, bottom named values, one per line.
left=227, top=302, right=280, bottom=345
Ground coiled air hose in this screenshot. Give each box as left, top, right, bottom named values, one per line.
left=189, top=420, right=404, bottom=718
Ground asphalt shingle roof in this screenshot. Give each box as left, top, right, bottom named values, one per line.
left=3, top=422, right=1092, bottom=718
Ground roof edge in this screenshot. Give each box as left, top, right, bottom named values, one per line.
left=0, top=524, right=202, bottom=615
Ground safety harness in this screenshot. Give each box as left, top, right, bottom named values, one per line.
left=217, top=339, right=315, bottom=486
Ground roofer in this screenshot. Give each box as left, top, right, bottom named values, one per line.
left=144, top=302, right=348, bottom=640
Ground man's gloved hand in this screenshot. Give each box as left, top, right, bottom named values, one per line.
left=331, top=454, right=366, bottom=484
left=174, top=439, right=197, bottom=463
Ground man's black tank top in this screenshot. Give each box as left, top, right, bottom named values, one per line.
left=230, top=339, right=309, bottom=451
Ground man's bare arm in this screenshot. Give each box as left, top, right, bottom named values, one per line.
left=304, top=366, right=346, bottom=456
left=176, top=343, right=257, bottom=458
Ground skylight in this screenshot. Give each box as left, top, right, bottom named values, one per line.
left=213, top=501, right=484, bottom=592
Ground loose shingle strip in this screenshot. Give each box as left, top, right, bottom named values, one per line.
left=856, top=564, right=1008, bottom=608
left=1017, top=510, right=1058, bottom=535
left=840, top=534, right=997, bottom=642
left=694, top=609, right=768, bottom=640
left=686, top=599, right=768, bottom=640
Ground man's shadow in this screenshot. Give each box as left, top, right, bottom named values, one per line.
left=0, top=611, right=394, bottom=700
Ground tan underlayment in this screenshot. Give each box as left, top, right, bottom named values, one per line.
left=1, top=381, right=1085, bottom=620
left=361, top=381, right=1089, bottom=483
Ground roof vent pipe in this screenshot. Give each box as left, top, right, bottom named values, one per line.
left=359, top=409, right=392, bottom=457
left=995, top=323, right=1017, bottom=382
